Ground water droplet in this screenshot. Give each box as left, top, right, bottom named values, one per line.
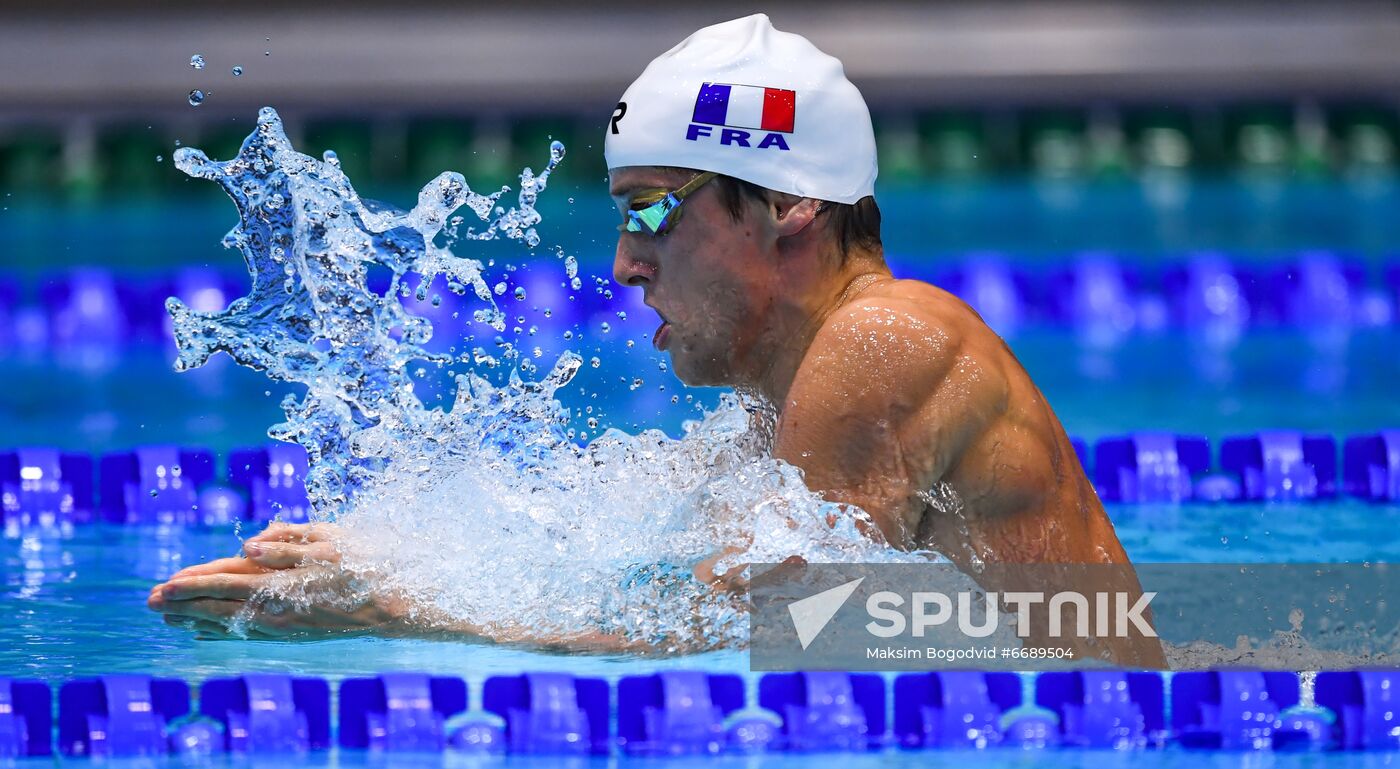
left=187, top=89, right=205, bottom=106
left=189, top=54, right=206, bottom=70
left=265, top=50, right=271, bottom=56
left=600, top=322, right=611, bottom=333
left=149, top=489, right=159, bottom=498
left=493, top=282, right=507, bottom=296
left=155, top=155, right=163, bottom=163
left=232, top=65, right=244, bottom=77
left=589, top=357, right=600, bottom=368
left=513, top=287, right=527, bottom=301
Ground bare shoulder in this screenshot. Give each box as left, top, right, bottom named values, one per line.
left=796, top=278, right=991, bottom=397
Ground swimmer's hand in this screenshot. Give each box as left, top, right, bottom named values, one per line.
left=146, top=522, right=411, bottom=641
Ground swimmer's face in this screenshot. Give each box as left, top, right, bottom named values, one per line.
left=610, top=166, right=782, bottom=387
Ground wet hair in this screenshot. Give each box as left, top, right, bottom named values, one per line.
left=660, top=167, right=882, bottom=261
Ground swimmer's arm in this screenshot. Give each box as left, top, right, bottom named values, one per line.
left=149, top=523, right=709, bottom=653
left=773, top=298, right=1002, bottom=548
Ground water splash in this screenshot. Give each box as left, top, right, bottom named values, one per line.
left=168, top=108, right=923, bottom=651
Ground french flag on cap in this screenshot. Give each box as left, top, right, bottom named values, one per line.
left=692, top=83, right=796, bottom=133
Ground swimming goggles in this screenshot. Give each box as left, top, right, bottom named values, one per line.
left=618, top=171, right=717, bottom=237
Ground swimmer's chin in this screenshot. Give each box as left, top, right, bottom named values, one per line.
left=666, top=351, right=734, bottom=389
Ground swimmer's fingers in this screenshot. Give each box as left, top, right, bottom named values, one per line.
left=243, top=539, right=340, bottom=568
left=153, top=597, right=245, bottom=623
left=157, top=573, right=265, bottom=602
left=165, top=556, right=269, bottom=581
left=248, top=522, right=336, bottom=544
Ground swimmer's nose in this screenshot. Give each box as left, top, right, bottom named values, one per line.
left=613, top=238, right=657, bottom=288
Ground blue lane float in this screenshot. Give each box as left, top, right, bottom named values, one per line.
left=1314, top=669, right=1400, bottom=750
left=38, top=269, right=131, bottom=349
left=1035, top=670, right=1166, bottom=749
left=98, top=445, right=217, bottom=524
left=228, top=443, right=312, bottom=522
left=758, top=671, right=885, bottom=752
left=0, top=447, right=92, bottom=528
left=200, top=674, right=331, bottom=753
left=1046, top=254, right=1150, bottom=339
left=482, top=672, right=610, bottom=755
left=1343, top=431, right=1400, bottom=502
left=339, top=673, right=468, bottom=752
left=1265, top=252, right=1372, bottom=328
left=1094, top=433, right=1211, bottom=503
left=13, top=669, right=1400, bottom=757
left=616, top=671, right=748, bottom=755
left=0, top=678, right=52, bottom=758
left=58, top=675, right=190, bottom=758
left=892, top=670, right=1023, bottom=749
left=1219, top=431, right=1338, bottom=501
left=5, top=254, right=1400, bottom=354
left=5, top=428, right=1397, bottom=530
left=1163, top=254, right=1251, bottom=334
left=1170, top=670, right=1326, bottom=750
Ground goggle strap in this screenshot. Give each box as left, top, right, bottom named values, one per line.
left=673, top=171, right=718, bottom=200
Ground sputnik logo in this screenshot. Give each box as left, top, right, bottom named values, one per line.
left=787, top=577, right=864, bottom=650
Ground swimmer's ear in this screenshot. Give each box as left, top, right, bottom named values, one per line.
left=769, top=195, right=823, bottom=238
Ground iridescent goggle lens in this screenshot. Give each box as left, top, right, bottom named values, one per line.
left=618, top=172, right=716, bottom=237
left=623, top=193, right=682, bottom=235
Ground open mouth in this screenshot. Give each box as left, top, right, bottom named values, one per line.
left=647, top=304, right=672, bottom=351
left=652, top=320, right=671, bottom=351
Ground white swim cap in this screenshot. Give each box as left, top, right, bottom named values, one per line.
left=604, top=14, right=877, bottom=205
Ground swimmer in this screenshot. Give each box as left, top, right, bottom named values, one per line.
left=150, top=15, right=1164, bottom=667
